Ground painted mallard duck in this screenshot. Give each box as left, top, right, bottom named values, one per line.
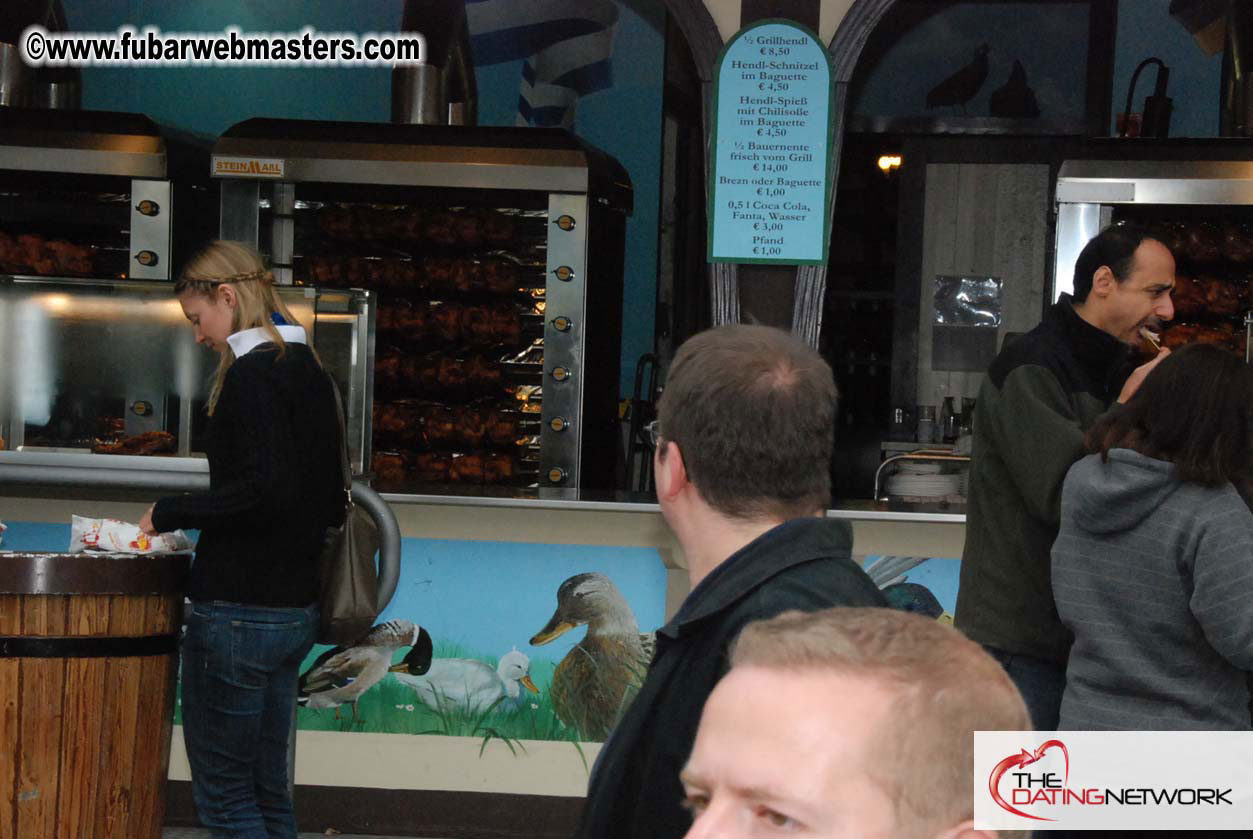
left=298, top=619, right=433, bottom=722
left=530, top=572, right=651, bottom=741
left=865, top=556, right=952, bottom=622
left=394, top=647, right=539, bottom=715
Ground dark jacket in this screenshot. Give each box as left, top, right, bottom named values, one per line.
left=1054, top=450, right=1253, bottom=730
left=954, top=296, right=1135, bottom=664
left=152, top=342, right=343, bottom=607
left=574, top=516, right=887, bottom=839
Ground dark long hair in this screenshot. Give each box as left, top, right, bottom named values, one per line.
left=1086, top=344, right=1252, bottom=494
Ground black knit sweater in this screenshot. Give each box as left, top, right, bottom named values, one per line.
left=152, top=342, right=344, bottom=607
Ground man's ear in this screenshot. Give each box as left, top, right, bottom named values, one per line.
left=932, top=820, right=1003, bottom=839
left=1089, top=264, right=1116, bottom=299
left=654, top=440, right=688, bottom=502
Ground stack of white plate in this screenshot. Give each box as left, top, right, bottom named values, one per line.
left=885, top=463, right=963, bottom=499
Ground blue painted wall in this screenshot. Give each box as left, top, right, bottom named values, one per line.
left=64, top=0, right=663, bottom=397
left=1111, top=0, right=1223, bottom=138
left=853, top=0, right=1225, bottom=138
left=65, top=1, right=404, bottom=133
left=852, top=3, right=1089, bottom=124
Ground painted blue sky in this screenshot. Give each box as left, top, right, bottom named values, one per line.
left=374, top=537, right=667, bottom=668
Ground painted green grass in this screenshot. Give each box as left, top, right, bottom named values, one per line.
left=294, top=639, right=581, bottom=746
left=175, top=637, right=603, bottom=759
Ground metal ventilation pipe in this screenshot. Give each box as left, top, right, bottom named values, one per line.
left=0, top=42, right=30, bottom=106
left=1221, top=1, right=1253, bottom=136
left=391, top=0, right=478, bottom=125
left=33, top=67, right=82, bottom=109
left=0, top=0, right=80, bottom=109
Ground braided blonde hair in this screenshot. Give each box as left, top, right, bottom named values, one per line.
left=176, top=241, right=307, bottom=414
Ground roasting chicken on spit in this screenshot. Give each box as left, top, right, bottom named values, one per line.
left=1183, top=222, right=1224, bottom=263
left=1223, top=223, right=1253, bottom=264
left=92, top=430, right=177, bottom=456
left=1171, top=274, right=1246, bottom=319
left=413, top=451, right=450, bottom=483
left=384, top=302, right=521, bottom=347
left=424, top=257, right=521, bottom=295
left=377, top=300, right=429, bottom=336
left=317, top=205, right=517, bottom=247
left=1162, top=321, right=1238, bottom=351
left=0, top=231, right=94, bottom=276
left=375, top=401, right=526, bottom=450
left=449, top=451, right=518, bottom=484
left=375, top=352, right=505, bottom=396
left=372, top=451, right=408, bottom=484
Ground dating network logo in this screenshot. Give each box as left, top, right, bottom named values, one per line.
left=987, top=737, right=1233, bottom=822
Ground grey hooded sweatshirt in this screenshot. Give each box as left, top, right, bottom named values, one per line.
left=1052, top=449, right=1253, bottom=730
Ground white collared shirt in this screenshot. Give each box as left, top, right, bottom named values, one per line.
left=225, top=324, right=308, bottom=358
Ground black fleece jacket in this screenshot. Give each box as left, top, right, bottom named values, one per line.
left=152, top=342, right=343, bottom=607
left=954, top=296, right=1135, bottom=664
left=575, top=517, right=887, bottom=839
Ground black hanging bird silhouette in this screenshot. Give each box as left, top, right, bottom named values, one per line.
left=925, top=43, right=990, bottom=114
left=989, top=59, right=1041, bottom=119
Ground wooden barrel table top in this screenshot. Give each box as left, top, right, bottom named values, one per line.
left=0, top=551, right=190, bottom=839
left=0, top=551, right=189, bottom=595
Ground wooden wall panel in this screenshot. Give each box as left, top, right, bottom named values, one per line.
left=916, top=162, right=1049, bottom=408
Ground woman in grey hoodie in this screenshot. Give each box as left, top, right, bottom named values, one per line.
left=1053, top=343, right=1253, bottom=731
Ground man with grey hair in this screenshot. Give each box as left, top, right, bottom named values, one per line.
left=573, top=324, right=886, bottom=839
left=682, top=607, right=1031, bottom=839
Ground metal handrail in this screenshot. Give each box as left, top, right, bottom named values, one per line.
left=873, top=451, right=971, bottom=501
left=0, top=454, right=401, bottom=613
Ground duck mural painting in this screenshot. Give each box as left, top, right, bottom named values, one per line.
left=243, top=538, right=669, bottom=747
left=393, top=648, right=539, bottom=716
left=862, top=555, right=960, bottom=623
left=297, top=620, right=434, bottom=722
left=530, top=573, right=654, bottom=741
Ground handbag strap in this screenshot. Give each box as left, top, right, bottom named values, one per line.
left=327, top=375, right=353, bottom=500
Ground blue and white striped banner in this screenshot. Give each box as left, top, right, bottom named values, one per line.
left=466, top=0, right=619, bottom=128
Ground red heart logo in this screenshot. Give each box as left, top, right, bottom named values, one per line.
left=988, top=739, right=1070, bottom=821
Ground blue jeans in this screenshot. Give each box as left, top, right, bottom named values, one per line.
left=181, top=601, right=317, bottom=839
left=982, top=645, right=1065, bottom=732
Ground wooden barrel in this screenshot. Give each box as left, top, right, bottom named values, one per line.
left=0, top=552, right=189, bottom=839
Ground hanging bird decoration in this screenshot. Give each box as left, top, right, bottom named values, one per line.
left=989, top=59, right=1041, bottom=119
left=925, top=43, right=990, bottom=114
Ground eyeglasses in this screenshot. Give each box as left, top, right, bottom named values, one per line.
left=644, top=420, right=662, bottom=448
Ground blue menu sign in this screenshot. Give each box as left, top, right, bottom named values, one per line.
left=708, top=20, right=834, bottom=265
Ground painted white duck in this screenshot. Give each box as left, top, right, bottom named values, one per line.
left=394, top=648, right=539, bottom=715
left=298, top=619, right=432, bottom=722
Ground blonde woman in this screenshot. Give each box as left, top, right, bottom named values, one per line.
left=140, top=241, right=343, bottom=839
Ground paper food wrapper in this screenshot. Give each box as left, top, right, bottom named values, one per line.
left=69, top=515, right=192, bottom=554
